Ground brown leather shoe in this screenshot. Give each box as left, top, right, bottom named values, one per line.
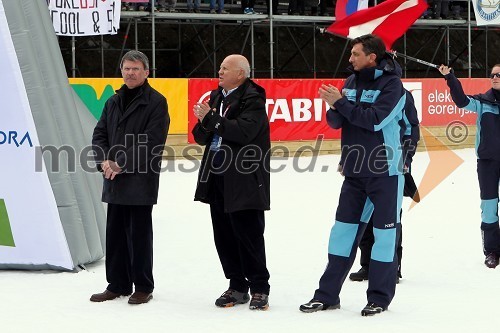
left=90, top=289, right=130, bottom=302
left=128, top=291, right=153, bottom=304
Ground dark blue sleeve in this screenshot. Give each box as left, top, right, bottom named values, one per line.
left=326, top=108, right=344, bottom=129
left=402, top=91, right=420, bottom=167
left=333, top=78, right=405, bottom=132
left=444, top=73, right=472, bottom=108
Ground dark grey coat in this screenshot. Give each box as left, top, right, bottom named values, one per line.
left=92, top=80, right=169, bottom=205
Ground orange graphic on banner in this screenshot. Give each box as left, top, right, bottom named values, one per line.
left=410, top=127, right=464, bottom=209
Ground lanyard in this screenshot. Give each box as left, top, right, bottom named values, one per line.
left=219, top=102, right=230, bottom=117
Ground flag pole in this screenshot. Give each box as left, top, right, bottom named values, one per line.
left=386, top=50, right=439, bottom=69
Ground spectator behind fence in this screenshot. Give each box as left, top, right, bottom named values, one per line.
left=157, top=0, right=177, bottom=12
left=450, top=1, right=463, bottom=19
left=121, top=2, right=146, bottom=11
left=187, top=0, right=201, bottom=13
left=210, top=0, right=229, bottom=14
left=241, top=0, right=256, bottom=14
left=432, top=0, right=449, bottom=19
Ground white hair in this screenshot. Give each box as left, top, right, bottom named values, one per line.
left=239, top=59, right=251, bottom=78
left=232, top=55, right=250, bottom=78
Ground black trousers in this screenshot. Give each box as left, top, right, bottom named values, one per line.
left=210, top=175, right=270, bottom=295
left=359, top=214, right=403, bottom=274
left=106, top=204, right=154, bottom=294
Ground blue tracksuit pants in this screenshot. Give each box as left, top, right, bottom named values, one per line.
left=477, top=159, right=500, bottom=255
left=314, top=175, right=404, bottom=308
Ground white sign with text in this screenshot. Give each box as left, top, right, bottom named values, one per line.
left=47, top=0, right=121, bottom=36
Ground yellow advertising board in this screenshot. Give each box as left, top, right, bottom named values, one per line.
left=69, top=78, right=188, bottom=134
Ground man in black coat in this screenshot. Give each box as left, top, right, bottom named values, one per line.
left=192, top=54, right=271, bottom=310
left=90, top=50, right=169, bottom=305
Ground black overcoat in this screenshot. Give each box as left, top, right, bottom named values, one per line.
left=193, top=79, right=270, bottom=213
left=92, top=80, right=169, bottom=205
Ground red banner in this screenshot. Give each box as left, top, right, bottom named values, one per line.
left=188, top=79, right=343, bottom=143
left=419, top=78, right=489, bottom=126
left=187, top=78, right=492, bottom=143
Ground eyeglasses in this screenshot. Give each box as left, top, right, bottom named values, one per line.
left=490, top=73, right=500, bottom=79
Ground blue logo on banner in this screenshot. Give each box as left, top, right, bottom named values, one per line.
left=476, top=0, right=500, bottom=22
left=0, top=131, right=33, bottom=147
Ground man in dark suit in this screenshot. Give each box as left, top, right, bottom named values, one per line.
left=192, top=54, right=271, bottom=311
left=90, top=50, right=169, bottom=305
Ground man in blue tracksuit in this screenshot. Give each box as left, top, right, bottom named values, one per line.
left=349, top=89, right=420, bottom=283
left=439, top=64, right=500, bottom=268
left=299, top=34, right=406, bottom=316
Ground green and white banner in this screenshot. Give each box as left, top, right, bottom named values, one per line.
left=0, top=199, right=14, bottom=247
left=0, top=0, right=73, bottom=269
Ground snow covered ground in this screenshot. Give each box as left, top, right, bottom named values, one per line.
left=1, top=148, right=498, bottom=333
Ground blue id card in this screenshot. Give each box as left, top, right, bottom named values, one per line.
left=209, top=134, right=222, bottom=151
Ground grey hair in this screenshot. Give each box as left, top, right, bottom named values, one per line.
left=120, top=50, right=150, bottom=70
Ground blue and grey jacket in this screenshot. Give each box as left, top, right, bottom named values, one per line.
left=326, top=57, right=406, bottom=177
left=445, top=73, right=500, bottom=161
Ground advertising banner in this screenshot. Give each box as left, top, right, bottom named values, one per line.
left=419, top=78, right=489, bottom=126
left=0, top=1, right=73, bottom=269
left=187, top=79, right=344, bottom=143
left=70, top=77, right=491, bottom=142
left=69, top=78, right=188, bottom=134
left=47, top=0, right=120, bottom=36
left=187, top=78, right=491, bottom=142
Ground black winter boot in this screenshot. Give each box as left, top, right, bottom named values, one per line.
left=361, top=302, right=386, bottom=316
left=349, top=267, right=369, bottom=281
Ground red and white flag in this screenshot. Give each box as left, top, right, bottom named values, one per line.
left=327, top=0, right=428, bottom=49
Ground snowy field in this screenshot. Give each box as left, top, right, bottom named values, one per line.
left=1, top=148, right=497, bottom=333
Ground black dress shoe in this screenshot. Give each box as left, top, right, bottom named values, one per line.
left=128, top=291, right=153, bottom=304
left=90, top=289, right=130, bottom=302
